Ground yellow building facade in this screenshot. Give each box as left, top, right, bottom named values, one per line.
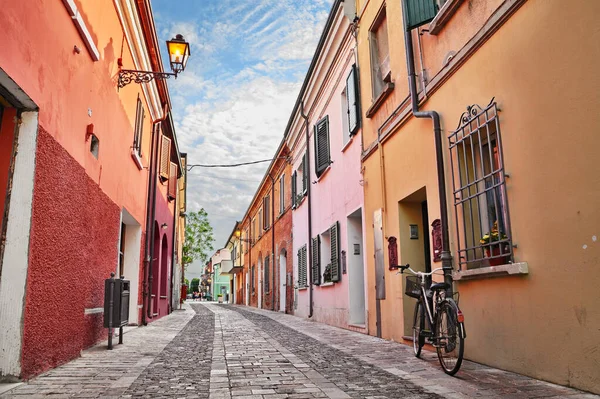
left=357, top=0, right=600, bottom=394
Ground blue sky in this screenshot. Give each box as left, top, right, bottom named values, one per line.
left=152, top=0, right=333, bottom=279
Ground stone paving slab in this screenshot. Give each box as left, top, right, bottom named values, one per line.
left=0, top=305, right=196, bottom=398
left=233, top=305, right=599, bottom=399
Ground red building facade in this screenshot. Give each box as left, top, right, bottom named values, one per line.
left=240, top=143, right=293, bottom=313
left=0, top=0, right=184, bottom=380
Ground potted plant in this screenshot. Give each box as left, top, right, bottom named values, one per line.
left=217, top=294, right=223, bottom=303
left=480, top=221, right=509, bottom=266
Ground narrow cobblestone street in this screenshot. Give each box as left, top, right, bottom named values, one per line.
left=1, top=303, right=597, bottom=399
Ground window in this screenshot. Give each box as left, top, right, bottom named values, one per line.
left=263, top=196, right=270, bottom=230
left=251, top=265, right=255, bottom=293
left=292, top=153, right=308, bottom=208
left=90, top=134, right=99, bottom=159
left=314, top=117, right=331, bottom=177
left=159, top=135, right=171, bottom=181
left=264, top=255, right=270, bottom=292
left=258, top=208, right=263, bottom=236
left=297, top=244, right=307, bottom=287
left=133, top=95, right=145, bottom=156
left=369, top=7, right=390, bottom=99
left=448, top=101, right=512, bottom=270
left=244, top=228, right=249, bottom=253
left=168, top=162, right=177, bottom=200
left=252, top=218, right=257, bottom=243
left=279, top=175, right=285, bottom=215
left=118, top=223, right=126, bottom=277
left=345, top=64, right=360, bottom=139
left=314, top=222, right=341, bottom=284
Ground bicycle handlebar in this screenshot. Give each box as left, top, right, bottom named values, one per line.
left=397, top=264, right=444, bottom=277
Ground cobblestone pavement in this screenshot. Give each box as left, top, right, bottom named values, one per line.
left=2, top=303, right=598, bottom=399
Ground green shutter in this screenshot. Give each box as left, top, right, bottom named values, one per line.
left=405, top=0, right=438, bottom=31
left=312, top=236, right=321, bottom=286
left=346, top=64, right=360, bottom=135
left=314, top=117, right=330, bottom=177
left=302, top=245, right=308, bottom=286
left=302, top=152, right=308, bottom=193
left=291, top=171, right=297, bottom=208
left=330, top=222, right=340, bottom=282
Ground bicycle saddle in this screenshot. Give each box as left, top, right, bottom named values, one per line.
left=430, top=282, right=450, bottom=291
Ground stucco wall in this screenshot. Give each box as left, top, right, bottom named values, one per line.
left=360, top=0, right=600, bottom=394
left=21, top=126, right=120, bottom=379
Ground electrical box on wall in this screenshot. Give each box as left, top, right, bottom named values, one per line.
left=410, top=224, right=419, bottom=239
left=354, top=244, right=360, bottom=255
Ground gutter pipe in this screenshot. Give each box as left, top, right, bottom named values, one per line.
left=401, top=0, right=453, bottom=288
left=268, top=173, right=276, bottom=311
left=300, top=101, right=314, bottom=318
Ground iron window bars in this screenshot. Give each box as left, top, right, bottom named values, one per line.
left=448, top=99, right=513, bottom=270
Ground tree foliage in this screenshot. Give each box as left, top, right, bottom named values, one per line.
left=184, top=278, right=189, bottom=287
left=182, top=208, right=214, bottom=269
left=190, top=278, right=200, bottom=292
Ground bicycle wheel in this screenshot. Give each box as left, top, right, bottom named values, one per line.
left=412, top=300, right=425, bottom=357
left=435, top=302, right=464, bottom=375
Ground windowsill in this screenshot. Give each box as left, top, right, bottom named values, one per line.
left=320, top=282, right=335, bottom=287
left=341, top=136, right=354, bottom=153
left=131, top=150, right=144, bottom=170
left=366, top=82, right=394, bottom=118
left=316, top=165, right=332, bottom=182
left=294, top=194, right=307, bottom=209
left=298, top=286, right=308, bottom=291
left=428, top=0, right=463, bottom=35
left=453, top=262, right=528, bottom=281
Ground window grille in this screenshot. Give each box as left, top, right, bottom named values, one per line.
left=448, top=99, right=513, bottom=270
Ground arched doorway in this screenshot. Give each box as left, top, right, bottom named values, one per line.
left=279, top=248, right=287, bottom=312
left=160, top=235, right=168, bottom=310
left=151, top=222, right=160, bottom=316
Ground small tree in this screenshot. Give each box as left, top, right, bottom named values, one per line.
left=190, top=278, right=200, bottom=293
left=182, top=209, right=215, bottom=270
left=184, top=278, right=189, bottom=287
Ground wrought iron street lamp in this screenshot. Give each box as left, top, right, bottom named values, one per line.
left=118, top=34, right=190, bottom=89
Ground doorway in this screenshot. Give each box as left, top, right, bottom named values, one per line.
left=347, top=209, right=366, bottom=325
left=279, top=249, right=287, bottom=312
left=245, top=271, right=249, bottom=305
left=258, top=256, right=262, bottom=309
left=398, top=188, right=431, bottom=336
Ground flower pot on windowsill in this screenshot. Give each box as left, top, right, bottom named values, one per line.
left=485, top=247, right=509, bottom=266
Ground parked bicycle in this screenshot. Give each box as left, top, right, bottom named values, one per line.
left=398, top=264, right=466, bottom=375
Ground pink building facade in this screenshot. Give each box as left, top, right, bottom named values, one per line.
left=287, top=0, right=368, bottom=332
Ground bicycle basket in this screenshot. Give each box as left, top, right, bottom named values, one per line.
left=405, top=276, right=421, bottom=299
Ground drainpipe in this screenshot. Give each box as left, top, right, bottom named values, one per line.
left=300, top=101, right=314, bottom=318
left=169, top=187, right=177, bottom=313
left=401, top=1, right=453, bottom=288
left=268, top=173, right=276, bottom=311
left=144, top=103, right=168, bottom=323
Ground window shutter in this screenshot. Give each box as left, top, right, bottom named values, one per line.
left=330, top=222, right=340, bottom=282
left=160, top=135, right=171, bottom=180
left=302, top=152, right=308, bottom=192
left=311, top=236, right=321, bottom=286
left=346, top=64, right=360, bottom=135
left=298, top=246, right=307, bottom=287
left=314, top=117, right=330, bottom=176
left=168, top=162, right=177, bottom=200
left=302, top=245, right=308, bottom=286
left=133, top=96, right=144, bottom=155
left=405, top=0, right=438, bottom=31
left=264, top=256, right=270, bottom=292
left=280, top=175, right=285, bottom=214
left=291, top=171, right=297, bottom=208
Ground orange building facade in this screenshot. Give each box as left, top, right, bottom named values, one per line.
left=0, top=0, right=185, bottom=380
left=357, top=0, right=600, bottom=394
left=239, top=144, right=294, bottom=313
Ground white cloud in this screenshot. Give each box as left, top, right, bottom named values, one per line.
left=154, top=0, right=334, bottom=277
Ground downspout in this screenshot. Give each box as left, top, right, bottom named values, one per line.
left=142, top=122, right=157, bottom=325
left=401, top=1, right=453, bottom=288
left=169, top=188, right=177, bottom=312
left=300, top=100, right=314, bottom=319
left=145, top=103, right=168, bottom=322
left=268, top=173, right=276, bottom=311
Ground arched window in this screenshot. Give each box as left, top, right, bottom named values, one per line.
left=264, top=255, right=270, bottom=292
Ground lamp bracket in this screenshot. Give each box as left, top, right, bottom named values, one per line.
left=118, top=69, right=177, bottom=89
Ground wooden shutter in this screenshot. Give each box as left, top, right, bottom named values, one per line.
left=160, top=135, right=171, bottom=180
left=263, top=196, right=269, bottom=229
left=298, top=246, right=307, bottom=287
left=346, top=64, right=360, bottom=135
left=291, top=171, right=297, bottom=208
left=330, top=222, right=340, bottom=282
left=168, top=162, right=177, bottom=200
left=134, top=96, right=144, bottom=155
left=405, top=0, right=438, bottom=31
left=264, top=256, right=270, bottom=292
left=302, top=245, right=308, bottom=286
left=314, top=117, right=330, bottom=176
left=311, top=236, right=321, bottom=285
left=279, top=175, right=285, bottom=214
